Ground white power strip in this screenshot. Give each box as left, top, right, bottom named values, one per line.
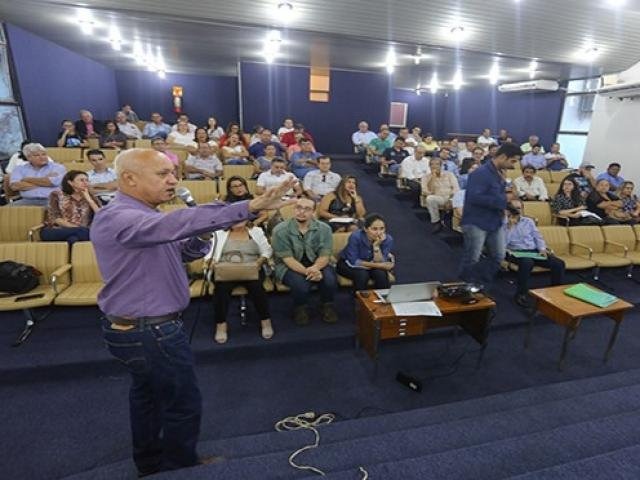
left=275, top=412, right=368, bottom=479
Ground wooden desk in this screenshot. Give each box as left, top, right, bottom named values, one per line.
left=526, top=284, right=634, bottom=370
left=355, top=291, right=496, bottom=365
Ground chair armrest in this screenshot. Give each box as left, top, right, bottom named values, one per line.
left=571, top=242, right=593, bottom=259
left=604, top=239, right=628, bottom=257
left=553, top=215, right=570, bottom=226
left=28, top=223, right=45, bottom=242
left=50, top=263, right=72, bottom=295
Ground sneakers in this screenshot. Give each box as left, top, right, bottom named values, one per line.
left=322, top=303, right=338, bottom=324
left=261, top=319, right=274, bottom=339
left=293, top=306, right=310, bottom=326
left=214, top=323, right=228, bottom=344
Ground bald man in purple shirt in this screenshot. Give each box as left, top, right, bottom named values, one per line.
left=91, top=149, right=295, bottom=477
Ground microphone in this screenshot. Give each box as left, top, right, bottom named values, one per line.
left=176, top=187, right=196, bottom=207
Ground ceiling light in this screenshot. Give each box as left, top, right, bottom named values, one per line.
left=528, top=59, right=538, bottom=79
left=452, top=69, right=463, bottom=90
left=583, top=46, right=600, bottom=62
left=450, top=25, right=466, bottom=42
left=385, top=49, right=396, bottom=74
left=77, top=9, right=95, bottom=35
left=608, top=0, right=626, bottom=6
left=157, top=70, right=166, bottom=79
left=278, top=2, right=293, bottom=11
left=429, top=73, right=440, bottom=94
left=267, top=30, right=282, bottom=44
left=415, top=88, right=422, bottom=96
left=133, top=40, right=145, bottom=66
left=489, top=63, right=500, bottom=85
left=109, top=26, right=122, bottom=51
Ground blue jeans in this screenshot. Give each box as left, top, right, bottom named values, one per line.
left=282, top=266, right=338, bottom=306
left=459, top=224, right=505, bottom=286
left=102, top=318, right=202, bottom=475
left=40, top=226, right=90, bottom=245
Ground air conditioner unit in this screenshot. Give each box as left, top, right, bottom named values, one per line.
left=597, top=82, right=640, bottom=99
left=498, top=80, right=560, bottom=93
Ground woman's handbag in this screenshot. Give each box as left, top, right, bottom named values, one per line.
left=212, top=250, right=260, bottom=282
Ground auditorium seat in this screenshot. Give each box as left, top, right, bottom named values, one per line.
left=549, top=171, right=571, bottom=183
left=135, top=139, right=151, bottom=148
left=506, top=168, right=523, bottom=180
left=62, top=161, right=93, bottom=172
left=86, top=138, right=100, bottom=149
left=100, top=149, right=119, bottom=163
left=223, top=165, right=255, bottom=180
left=46, top=147, right=83, bottom=163
left=522, top=202, right=553, bottom=226
left=177, top=180, right=217, bottom=204
left=601, top=225, right=640, bottom=266
left=568, top=226, right=632, bottom=279
left=53, top=241, right=104, bottom=306
left=332, top=232, right=395, bottom=287
left=0, top=206, right=45, bottom=242
left=0, top=242, right=69, bottom=318
left=187, top=258, right=211, bottom=298
left=538, top=226, right=597, bottom=271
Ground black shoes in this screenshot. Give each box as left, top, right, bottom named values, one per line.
left=514, top=293, right=531, bottom=308
left=293, top=306, right=310, bottom=326
left=431, top=222, right=443, bottom=233
left=322, top=303, right=338, bottom=324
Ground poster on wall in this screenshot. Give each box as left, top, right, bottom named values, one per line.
left=389, top=102, right=408, bottom=128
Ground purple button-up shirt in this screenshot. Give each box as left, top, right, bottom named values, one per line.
left=11, top=161, right=66, bottom=199
left=91, top=192, right=252, bottom=317
left=504, top=216, right=546, bottom=252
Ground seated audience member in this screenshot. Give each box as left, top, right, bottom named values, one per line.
left=471, top=147, right=485, bottom=166
left=397, top=127, right=416, bottom=154
left=186, top=128, right=219, bottom=155
left=171, top=113, right=197, bottom=133
left=272, top=196, right=338, bottom=325
left=184, top=143, right=223, bottom=180
left=437, top=147, right=459, bottom=176
left=514, top=165, right=549, bottom=201
left=290, top=139, right=321, bottom=179
left=410, top=125, right=422, bottom=144
left=219, top=122, right=249, bottom=147
left=249, top=125, right=280, bottom=146
left=256, top=144, right=279, bottom=174
left=551, top=178, right=592, bottom=225
left=143, top=112, right=172, bottom=139
left=57, top=119, right=87, bottom=148
left=303, top=156, right=341, bottom=201
left=10, top=143, right=66, bottom=206
left=564, top=162, right=597, bottom=199
left=249, top=128, right=284, bottom=159
left=520, top=135, right=545, bottom=154
left=337, top=213, right=394, bottom=291
left=477, top=128, right=497, bottom=148
left=86, top=149, right=117, bottom=204
left=587, top=179, right=632, bottom=224
left=208, top=218, right=274, bottom=343
left=207, top=117, right=225, bottom=143
left=222, top=133, right=251, bottom=165
left=115, top=111, right=142, bottom=139
left=318, top=175, right=366, bottom=232
left=521, top=145, right=547, bottom=170
left=223, top=176, right=269, bottom=226
left=351, top=121, right=377, bottom=157
left=150, top=137, right=180, bottom=173
left=381, top=137, right=409, bottom=175
left=99, top=120, right=127, bottom=149
left=596, top=162, right=625, bottom=191
left=617, top=181, right=640, bottom=220
left=367, top=128, right=393, bottom=164
left=419, top=133, right=439, bottom=154
left=277, top=117, right=295, bottom=139
left=504, top=199, right=565, bottom=307
left=378, top=124, right=397, bottom=141
left=400, top=145, right=430, bottom=205
left=422, top=156, right=460, bottom=232
left=452, top=163, right=479, bottom=231
left=75, top=110, right=103, bottom=139
left=483, top=145, right=499, bottom=164
left=167, top=121, right=196, bottom=147
left=497, top=129, right=510, bottom=145
left=544, top=143, right=568, bottom=170
left=280, top=123, right=314, bottom=149
left=40, top=170, right=101, bottom=244
left=121, top=104, right=139, bottom=123
left=458, top=157, right=478, bottom=190
left=255, top=157, right=301, bottom=196
left=4, top=140, right=41, bottom=198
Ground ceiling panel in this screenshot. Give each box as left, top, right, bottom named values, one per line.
left=1, top=0, right=638, bottom=89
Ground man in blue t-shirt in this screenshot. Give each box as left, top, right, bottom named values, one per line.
left=459, top=143, right=524, bottom=286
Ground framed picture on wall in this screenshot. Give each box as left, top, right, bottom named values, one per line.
left=389, top=102, right=408, bottom=128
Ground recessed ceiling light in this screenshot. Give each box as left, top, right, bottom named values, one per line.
left=452, top=69, right=463, bottom=90
left=109, top=26, right=122, bottom=51
left=385, top=49, right=396, bottom=74
left=450, top=26, right=466, bottom=41
left=267, top=30, right=282, bottom=43
left=157, top=70, right=166, bottom=79
left=608, top=0, right=626, bottom=6
left=133, top=40, right=145, bottom=66
left=584, top=46, right=600, bottom=62
left=429, top=72, right=439, bottom=94
left=278, top=2, right=294, bottom=12
left=77, top=9, right=95, bottom=35
left=528, top=60, right=538, bottom=78
left=489, top=63, right=500, bottom=85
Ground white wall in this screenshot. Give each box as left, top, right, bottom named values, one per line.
left=583, top=61, right=640, bottom=185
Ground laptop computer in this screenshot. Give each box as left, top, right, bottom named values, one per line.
left=375, top=282, right=441, bottom=304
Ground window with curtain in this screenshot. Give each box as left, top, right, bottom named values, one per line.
left=0, top=23, right=26, bottom=162
left=556, top=77, right=599, bottom=167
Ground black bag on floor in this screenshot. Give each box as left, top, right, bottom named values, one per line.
left=0, top=261, right=41, bottom=294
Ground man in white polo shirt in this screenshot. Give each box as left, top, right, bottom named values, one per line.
left=256, top=157, right=302, bottom=196
left=184, top=144, right=223, bottom=180
left=302, top=156, right=341, bottom=201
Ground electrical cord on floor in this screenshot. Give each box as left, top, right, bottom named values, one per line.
left=275, top=412, right=369, bottom=479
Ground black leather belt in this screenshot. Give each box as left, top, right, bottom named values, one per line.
left=106, top=312, right=180, bottom=326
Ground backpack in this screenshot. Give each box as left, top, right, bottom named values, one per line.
left=0, top=261, right=41, bottom=294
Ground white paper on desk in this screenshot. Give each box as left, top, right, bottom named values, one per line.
left=392, top=301, right=442, bottom=317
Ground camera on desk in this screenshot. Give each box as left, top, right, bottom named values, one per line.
left=437, top=282, right=484, bottom=304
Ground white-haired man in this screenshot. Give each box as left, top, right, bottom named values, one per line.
left=9, top=143, right=66, bottom=206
